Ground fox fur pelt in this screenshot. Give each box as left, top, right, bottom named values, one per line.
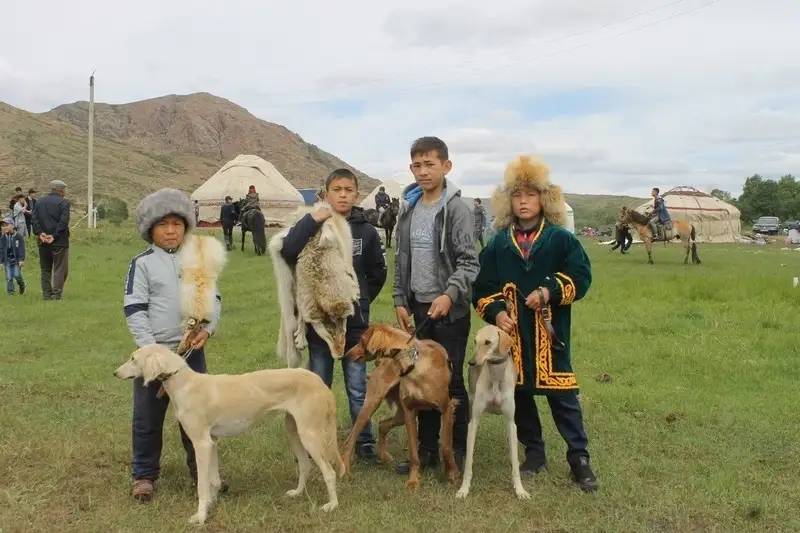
left=269, top=202, right=360, bottom=368
left=176, top=233, right=227, bottom=353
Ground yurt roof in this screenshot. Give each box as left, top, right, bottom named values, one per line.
left=634, top=185, right=740, bottom=216
left=191, top=154, right=303, bottom=204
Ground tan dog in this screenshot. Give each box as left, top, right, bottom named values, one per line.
left=114, top=344, right=344, bottom=525
left=341, top=324, right=460, bottom=489
left=455, top=325, right=530, bottom=500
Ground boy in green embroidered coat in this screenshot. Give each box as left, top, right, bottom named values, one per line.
left=472, top=155, right=597, bottom=492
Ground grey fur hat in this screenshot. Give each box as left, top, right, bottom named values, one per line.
left=135, top=188, right=195, bottom=243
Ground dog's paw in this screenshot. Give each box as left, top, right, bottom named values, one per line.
left=515, top=487, right=531, bottom=500
left=455, top=487, right=470, bottom=499
left=320, top=501, right=338, bottom=512
left=404, top=478, right=420, bottom=490
left=188, top=513, right=206, bottom=526
left=285, top=488, right=303, bottom=498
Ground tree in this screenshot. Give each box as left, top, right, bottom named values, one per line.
left=104, top=197, right=129, bottom=225
left=710, top=189, right=733, bottom=202
left=736, top=173, right=800, bottom=222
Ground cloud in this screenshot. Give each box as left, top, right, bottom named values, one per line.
left=1, top=0, right=799, bottom=199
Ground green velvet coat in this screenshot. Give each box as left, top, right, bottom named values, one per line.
left=472, top=219, right=592, bottom=394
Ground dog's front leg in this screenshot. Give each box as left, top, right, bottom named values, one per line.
left=455, top=409, right=481, bottom=499
left=504, top=400, right=530, bottom=500
left=188, top=438, right=215, bottom=525
left=403, top=407, right=421, bottom=489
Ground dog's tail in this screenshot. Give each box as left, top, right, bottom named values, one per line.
left=268, top=230, right=302, bottom=368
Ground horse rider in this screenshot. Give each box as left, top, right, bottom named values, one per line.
left=374, top=186, right=391, bottom=225
left=647, top=187, right=672, bottom=241
left=240, top=185, right=261, bottom=217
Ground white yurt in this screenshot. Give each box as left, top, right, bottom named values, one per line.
left=564, top=202, right=575, bottom=234
left=633, top=185, right=741, bottom=243
left=191, top=154, right=305, bottom=226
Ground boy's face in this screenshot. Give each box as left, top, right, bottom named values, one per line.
left=511, top=188, right=542, bottom=222
left=325, top=177, right=358, bottom=215
left=2, top=223, right=12, bottom=234
left=151, top=215, right=186, bottom=249
left=651, top=189, right=658, bottom=198
left=410, top=151, right=451, bottom=192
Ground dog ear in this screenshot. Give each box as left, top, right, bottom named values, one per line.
left=139, top=345, right=184, bottom=386
left=497, top=328, right=513, bottom=356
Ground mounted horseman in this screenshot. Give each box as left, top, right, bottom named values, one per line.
left=647, top=187, right=672, bottom=242
left=374, top=186, right=391, bottom=226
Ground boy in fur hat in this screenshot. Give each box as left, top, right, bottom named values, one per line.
left=472, top=155, right=598, bottom=492
left=124, top=188, right=223, bottom=502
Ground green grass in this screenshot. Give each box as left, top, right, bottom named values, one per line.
left=1, top=225, right=799, bottom=533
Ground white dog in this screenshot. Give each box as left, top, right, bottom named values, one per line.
left=114, top=344, right=344, bottom=525
left=455, top=325, right=530, bottom=500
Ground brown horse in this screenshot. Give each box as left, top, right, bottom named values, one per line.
left=619, top=207, right=701, bottom=265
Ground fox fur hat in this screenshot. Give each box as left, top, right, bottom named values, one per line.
left=135, top=188, right=195, bottom=243
left=491, top=155, right=566, bottom=230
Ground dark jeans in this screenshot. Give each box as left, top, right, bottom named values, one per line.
left=222, top=224, right=234, bottom=248
left=131, top=348, right=207, bottom=481
left=38, top=245, right=68, bottom=299
left=610, top=229, right=632, bottom=253
left=474, top=231, right=485, bottom=249
left=306, top=321, right=374, bottom=446
left=411, top=301, right=470, bottom=455
left=514, top=389, right=589, bottom=467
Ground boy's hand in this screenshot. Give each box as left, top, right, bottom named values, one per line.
left=496, top=311, right=514, bottom=334
left=311, top=207, right=331, bottom=223
left=525, top=288, right=550, bottom=310
left=190, top=331, right=210, bottom=349
left=19, top=261, right=24, bottom=267
left=428, top=294, right=452, bottom=319
left=395, top=306, right=412, bottom=333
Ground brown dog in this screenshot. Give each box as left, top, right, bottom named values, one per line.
left=340, top=324, right=460, bottom=489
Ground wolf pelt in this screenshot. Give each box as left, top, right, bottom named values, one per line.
left=178, top=234, right=227, bottom=335
left=269, top=202, right=360, bottom=368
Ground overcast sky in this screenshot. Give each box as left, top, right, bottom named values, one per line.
left=2, top=0, right=798, bottom=198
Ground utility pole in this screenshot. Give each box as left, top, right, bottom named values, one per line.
left=87, top=71, right=95, bottom=228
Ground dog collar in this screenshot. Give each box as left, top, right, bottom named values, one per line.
left=398, top=345, right=419, bottom=377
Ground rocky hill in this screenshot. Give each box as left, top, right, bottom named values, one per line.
left=46, top=92, right=378, bottom=192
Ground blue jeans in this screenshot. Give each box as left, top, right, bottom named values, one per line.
left=4, top=263, right=25, bottom=294
left=306, top=325, right=374, bottom=446
left=131, top=348, right=207, bottom=480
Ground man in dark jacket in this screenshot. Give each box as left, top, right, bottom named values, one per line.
left=25, top=188, right=37, bottom=237
left=280, top=168, right=387, bottom=460
left=219, top=196, right=236, bottom=250
left=31, top=180, right=71, bottom=300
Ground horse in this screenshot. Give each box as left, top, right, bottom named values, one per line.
left=233, top=200, right=267, bottom=256
left=364, top=198, right=399, bottom=248
left=619, top=207, right=701, bottom=265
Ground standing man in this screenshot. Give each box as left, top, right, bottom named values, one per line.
left=473, top=198, right=487, bottom=248
left=31, top=180, right=70, bottom=300
left=25, top=189, right=37, bottom=238
left=219, top=196, right=236, bottom=250
left=194, top=200, right=200, bottom=224
left=392, top=136, right=480, bottom=475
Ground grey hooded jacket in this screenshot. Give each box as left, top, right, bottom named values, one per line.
left=392, top=179, right=480, bottom=321
left=124, top=188, right=221, bottom=349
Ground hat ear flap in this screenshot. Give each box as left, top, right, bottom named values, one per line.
left=542, top=183, right=566, bottom=226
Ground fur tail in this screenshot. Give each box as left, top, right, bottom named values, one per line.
left=178, top=234, right=227, bottom=323
left=268, top=230, right=302, bottom=368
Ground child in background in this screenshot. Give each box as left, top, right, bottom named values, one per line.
left=124, top=188, right=223, bottom=501
left=0, top=217, right=26, bottom=295
left=279, top=168, right=387, bottom=460
left=472, top=155, right=597, bottom=492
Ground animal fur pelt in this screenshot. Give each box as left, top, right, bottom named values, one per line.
left=176, top=233, right=227, bottom=354
left=269, top=201, right=360, bottom=368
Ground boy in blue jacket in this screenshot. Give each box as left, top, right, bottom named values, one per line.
left=280, top=168, right=387, bottom=460
left=1, top=217, right=26, bottom=295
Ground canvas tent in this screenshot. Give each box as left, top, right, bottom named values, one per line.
left=191, top=154, right=305, bottom=226
left=360, top=179, right=408, bottom=209
left=633, top=186, right=741, bottom=243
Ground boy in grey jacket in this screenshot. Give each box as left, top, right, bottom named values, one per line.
left=392, top=136, right=480, bottom=475
left=123, top=188, right=222, bottom=502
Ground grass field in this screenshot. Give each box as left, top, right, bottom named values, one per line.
left=1, top=225, right=799, bottom=533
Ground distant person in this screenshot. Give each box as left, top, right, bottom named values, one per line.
left=219, top=196, right=236, bottom=249
left=1, top=216, right=26, bottom=295
left=8, top=186, right=22, bottom=212
left=374, top=186, right=391, bottom=224
left=610, top=212, right=633, bottom=254
left=12, top=194, right=30, bottom=238
left=193, top=200, right=200, bottom=224
left=648, top=187, right=672, bottom=240
left=25, top=188, right=37, bottom=237
left=473, top=198, right=487, bottom=248
left=31, top=180, right=71, bottom=300
left=240, top=185, right=260, bottom=216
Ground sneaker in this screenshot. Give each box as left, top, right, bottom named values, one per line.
left=519, top=455, right=548, bottom=476
left=395, top=449, right=439, bottom=475
left=19, top=284, right=25, bottom=295
left=355, top=443, right=377, bottom=461
left=570, top=457, right=598, bottom=492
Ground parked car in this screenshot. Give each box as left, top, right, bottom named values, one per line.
left=752, top=216, right=780, bottom=235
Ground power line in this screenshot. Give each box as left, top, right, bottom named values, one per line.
left=261, top=0, right=725, bottom=108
